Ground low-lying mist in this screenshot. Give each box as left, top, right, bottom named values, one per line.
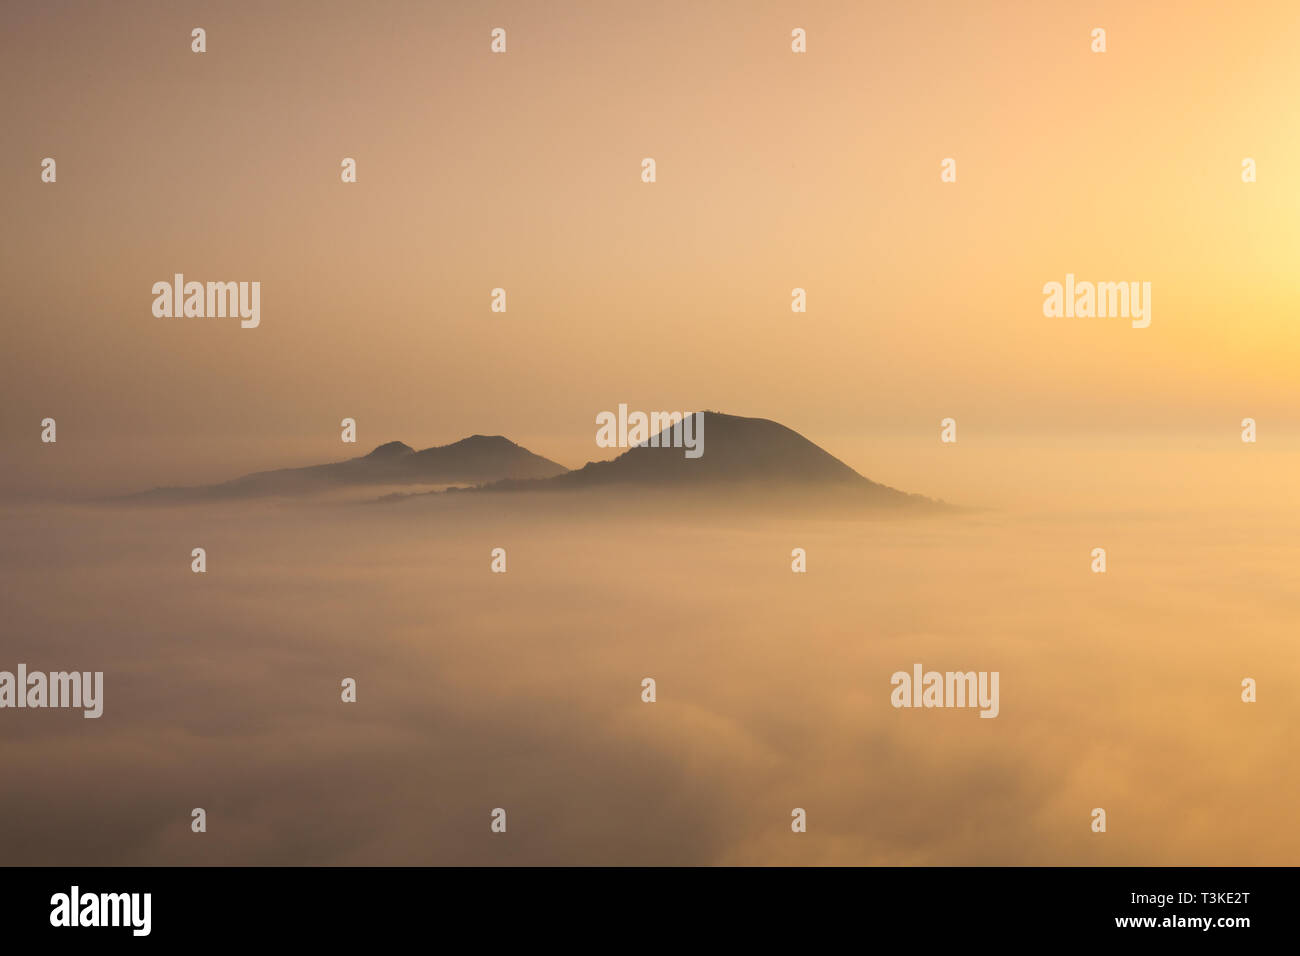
left=1, top=445, right=1295, bottom=864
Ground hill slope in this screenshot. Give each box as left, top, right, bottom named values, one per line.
left=128, top=435, right=569, bottom=501
left=473, top=412, right=929, bottom=505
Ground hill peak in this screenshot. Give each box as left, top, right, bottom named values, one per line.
left=480, top=410, right=921, bottom=504
left=366, top=441, right=415, bottom=458
left=454, top=434, right=515, bottom=447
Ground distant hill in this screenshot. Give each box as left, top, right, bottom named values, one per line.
left=125, top=435, right=568, bottom=501
left=121, top=412, right=940, bottom=508
left=469, top=412, right=930, bottom=505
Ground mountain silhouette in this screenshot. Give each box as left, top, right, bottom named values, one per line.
left=122, top=412, right=939, bottom=507
left=126, top=435, right=568, bottom=501
left=466, top=412, right=930, bottom=505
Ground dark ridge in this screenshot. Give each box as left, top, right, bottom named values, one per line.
left=117, top=412, right=941, bottom=509
left=120, top=435, right=568, bottom=501
left=453, top=412, right=939, bottom=507
left=366, top=441, right=415, bottom=458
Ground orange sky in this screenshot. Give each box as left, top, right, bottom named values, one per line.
left=3, top=0, right=1298, bottom=494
